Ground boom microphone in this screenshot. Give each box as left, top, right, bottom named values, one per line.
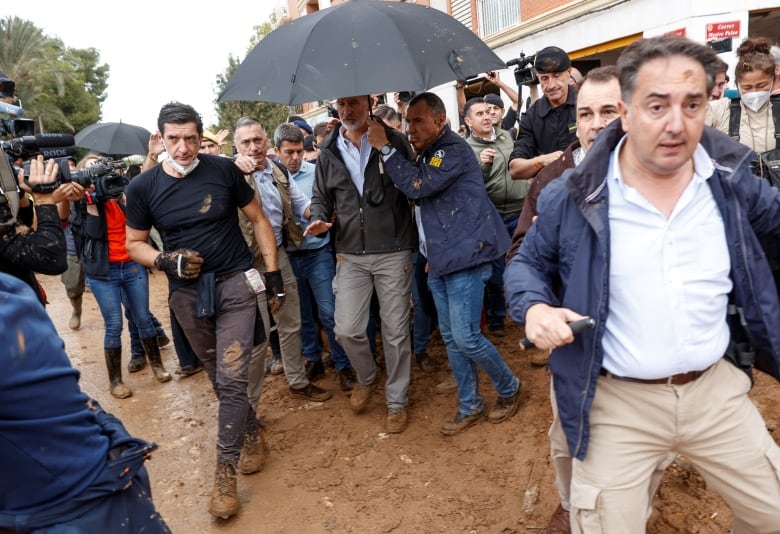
left=0, top=134, right=76, bottom=156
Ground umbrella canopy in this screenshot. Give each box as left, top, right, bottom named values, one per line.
left=218, top=0, right=506, bottom=105
left=75, top=122, right=151, bottom=157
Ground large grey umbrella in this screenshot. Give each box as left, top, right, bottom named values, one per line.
left=218, top=0, right=506, bottom=105
left=75, top=122, right=151, bottom=156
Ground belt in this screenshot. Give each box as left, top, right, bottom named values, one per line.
left=214, top=271, right=243, bottom=283
left=287, top=244, right=328, bottom=257
left=599, top=366, right=710, bottom=386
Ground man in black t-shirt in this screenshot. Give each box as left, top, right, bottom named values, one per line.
left=125, top=102, right=280, bottom=520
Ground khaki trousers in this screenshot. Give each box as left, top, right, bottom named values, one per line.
left=571, top=358, right=780, bottom=533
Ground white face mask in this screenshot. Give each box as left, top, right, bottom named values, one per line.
left=163, top=143, right=200, bottom=176
left=742, top=90, right=771, bottom=113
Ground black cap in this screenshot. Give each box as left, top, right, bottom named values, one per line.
left=534, top=46, right=571, bottom=73
left=483, top=93, right=504, bottom=108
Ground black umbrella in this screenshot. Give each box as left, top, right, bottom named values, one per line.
left=75, top=122, right=151, bottom=157
left=218, top=0, right=506, bottom=105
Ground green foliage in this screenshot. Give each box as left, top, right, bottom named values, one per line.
left=213, top=11, right=291, bottom=142
left=0, top=16, right=108, bottom=134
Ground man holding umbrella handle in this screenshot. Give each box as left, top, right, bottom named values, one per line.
left=305, top=94, right=418, bottom=434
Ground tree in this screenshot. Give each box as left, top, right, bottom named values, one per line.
left=0, top=16, right=108, bottom=134
left=213, top=11, right=289, bottom=142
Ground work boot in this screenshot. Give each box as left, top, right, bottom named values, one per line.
left=305, top=359, right=325, bottom=381
left=290, top=383, right=332, bottom=402
left=350, top=381, right=375, bottom=413
left=488, top=386, right=522, bottom=423
left=128, top=354, right=147, bottom=373
left=68, top=296, right=82, bottom=330
left=156, top=331, right=171, bottom=349
left=415, top=351, right=440, bottom=373
left=238, top=430, right=267, bottom=475
left=105, top=347, right=132, bottom=399
left=337, top=367, right=357, bottom=394
left=440, top=409, right=486, bottom=436
left=547, top=504, right=571, bottom=534
left=209, top=462, right=239, bottom=519
left=140, top=337, right=172, bottom=383
left=386, top=406, right=408, bottom=433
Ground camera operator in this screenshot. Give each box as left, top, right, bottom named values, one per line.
left=508, top=46, right=578, bottom=181
left=0, top=154, right=84, bottom=304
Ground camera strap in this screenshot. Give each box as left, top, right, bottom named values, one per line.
left=0, top=156, right=19, bottom=226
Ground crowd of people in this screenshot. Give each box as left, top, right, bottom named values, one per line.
left=2, top=33, right=780, bottom=532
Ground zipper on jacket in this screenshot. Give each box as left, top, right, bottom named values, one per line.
left=359, top=206, right=366, bottom=253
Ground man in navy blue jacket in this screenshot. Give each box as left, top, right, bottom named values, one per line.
left=0, top=273, right=170, bottom=533
left=505, top=36, right=780, bottom=532
left=368, top=92, right=521, bottom=436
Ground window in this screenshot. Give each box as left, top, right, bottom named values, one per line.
left=478, top=0, right=520, bottom=36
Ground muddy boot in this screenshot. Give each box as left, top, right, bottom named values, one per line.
left=105, top=347, right=132, bottom=399
left=140, top=337, right=172, bottom=383
left=209, top=461, right=239, bottom=519
left=68, top=296, right=82, bottom=330
left=238, top=429, right=267, bottom=475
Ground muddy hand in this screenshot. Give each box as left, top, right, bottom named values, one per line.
left=154, top=249, right=204, bottom=279
left=264, top=270, right=285, bottom=314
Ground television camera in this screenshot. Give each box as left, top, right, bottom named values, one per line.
left=506, top=52, right=538, bottom=86
left=22, top=156, right=128, bottom=197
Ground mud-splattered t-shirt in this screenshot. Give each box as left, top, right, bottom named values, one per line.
left=125, top=155, right=254, bottom=291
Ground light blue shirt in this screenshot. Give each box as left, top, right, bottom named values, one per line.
left=602, top=137, right=732, bottom=379
left=337, top=128, right=372, bottom=195
left=251, top=158, right=310, bottom=247
left=289, top=160, right=329, bottom=251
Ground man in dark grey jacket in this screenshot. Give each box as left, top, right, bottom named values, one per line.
left=305, top=95, right=417, bottom=434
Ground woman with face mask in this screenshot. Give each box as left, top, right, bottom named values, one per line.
left=708, top=37, right=777, bottom=154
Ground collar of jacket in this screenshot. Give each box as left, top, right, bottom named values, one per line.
left=564, top=121, right=755, bottom=207
left=468, top=127, right=510, bottom=145
left=537, top=85, right=577, bottom=118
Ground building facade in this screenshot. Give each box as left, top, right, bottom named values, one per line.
left=286, top=0, right=780, bottom=127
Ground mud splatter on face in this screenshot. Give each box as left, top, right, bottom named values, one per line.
left=199, top=195, right=213, bottom=215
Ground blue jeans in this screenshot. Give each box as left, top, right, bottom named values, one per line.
left=412, top=251, right=437, bottom=354
left=87, top=260, right=157, bottom=350
left=125, top=298, right=166, bottom=359
left=289, top=246, right=351, bottom=371
left=484, top=214, right=518, bottom=329
left=428, top=263, right=519, bottom=416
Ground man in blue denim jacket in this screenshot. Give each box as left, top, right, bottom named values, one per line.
left=368, top=92, right=521, bottom=436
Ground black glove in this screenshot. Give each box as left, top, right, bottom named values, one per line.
left=264, top=269, right=285, bottom=315
left=154, top=249, right=204, bottom=280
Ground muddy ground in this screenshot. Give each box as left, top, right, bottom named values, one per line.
left=40, top=272, right=779, bottom=534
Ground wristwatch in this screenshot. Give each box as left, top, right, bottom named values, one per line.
left=380, top=144, right=393, bottom=156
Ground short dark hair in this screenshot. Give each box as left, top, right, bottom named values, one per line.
left=409, top=92, right=447, bottom=116
left=372, top=104, right=401, bottom=125
left=274, top=123, right=305, bottom=148
left=578, top=65, right=619, bottom=91
left=463, top=96, right=489, bottom=118
left=157, top=102, right=203, bottom=136
left=312, top=122, right=329, bottom=139
left=617, top=36, right=722, bottom=101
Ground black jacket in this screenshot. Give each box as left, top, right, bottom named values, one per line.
left=310, top=123, right=417, bottom=254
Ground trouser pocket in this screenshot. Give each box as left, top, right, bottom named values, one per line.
left=569, top=480, right=605, bottom=533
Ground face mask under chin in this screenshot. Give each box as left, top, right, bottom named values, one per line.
left=163, top=144, right=200, bottom=176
